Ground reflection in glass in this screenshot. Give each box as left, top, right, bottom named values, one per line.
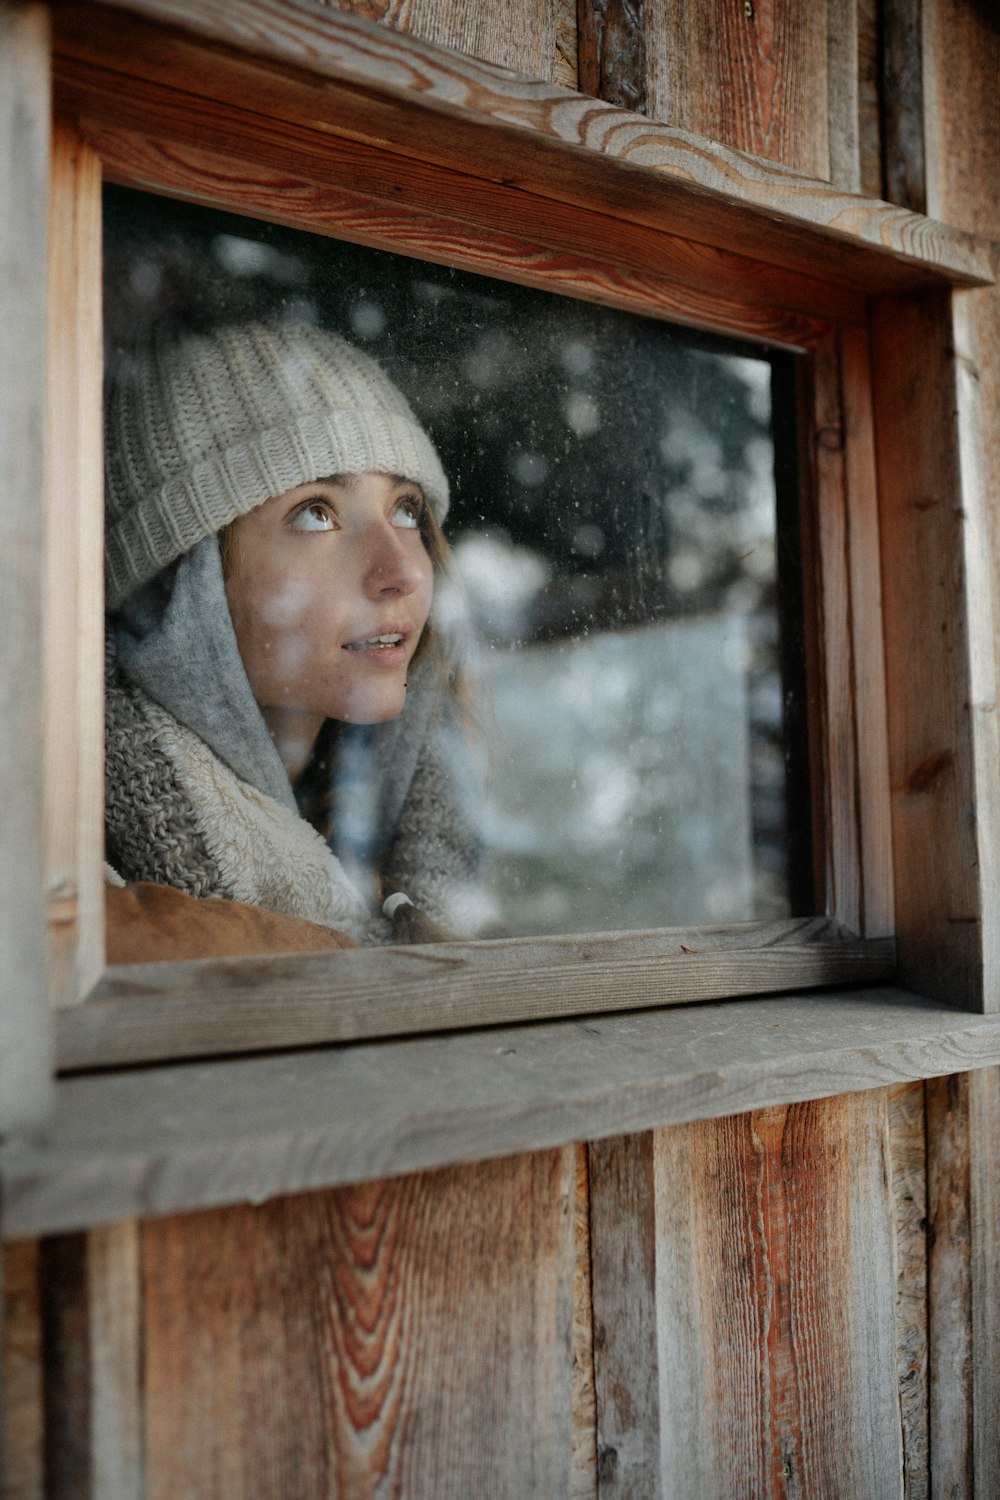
left=104, top=187, right=811, bottom=946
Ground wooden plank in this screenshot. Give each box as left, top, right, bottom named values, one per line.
left=10, top=987, right=1000, bottom=1237
left=881, top=0, right=926, bottom=213
left=313, top=0, right=559, bottom=80
left=38, top=1235, right=91, bottom=1498
left=646, top=0, right=830, bottom=179
left=886, top=1081, right=929, bottom=1499
left=796, top=323, right=892, bottom=938
left=553, top=0, right=578, bottom=92
left=925, top=1072, right=973, bottom=1498
left=827, top=0, right=861, bottom=191
left=588, top=1135, right=660, bottom=1498
left=653, top=1092, right=903, bottom=1497
left=45, top=121, right=105, bottom=1011
left=571, top=1144, right=597, bottom=1500
left=856, top=0, right=883, bottom=198
left=810, top=328, right=864, bottom=930
left=87, top=1224, right=143, bottom=1500
left=49, top=0, right=995, bottom=291
left=871, top=288, right=1000, bottom=1010
left=968, top=1066, right=1000, bottom=1500
left=2, top=1242, right=44, bottom=1500
left=920, top=14, right=1000, bottom=1474
left=0, top=0, right=52, bottom=1134
left=141, top=1151, right=574, bottom=1497
left=55, top=56, right=867, bottom=341
left=58, top=922, right=897, bottom=1072
left=578, top=0, right=647, bottom=116
left=841, top=323, right=895, bottom=936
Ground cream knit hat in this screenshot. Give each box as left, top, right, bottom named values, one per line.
left=104, top=319, right=450, bottom=608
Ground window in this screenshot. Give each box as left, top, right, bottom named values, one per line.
left=104, top=185, right=812, bottom=944
left=30, top=0, right=990, bottom=1092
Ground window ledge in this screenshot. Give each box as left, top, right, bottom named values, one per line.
left=5, top=986, right=1000, bottom=1238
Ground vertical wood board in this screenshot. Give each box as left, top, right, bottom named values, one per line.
left=856, top=0, right=883, bottom=198
left=840, top=322, right=894, bottom=937
left=826, top=0, right=861, bottom=191
left=810, top=329, right=863, bottom=932
left=87, top=1223, right=143, bottom=1500
left=571, top=1143, right=597, bottom=1500
left=45, top=121, right=106, bottom=1010
left=651, top=1093, right=903, bottom=1498
left=646, top=0, right=830, bottom=180
left=925, top=1072, right=973, bottom=1499
left=142, top=1151, right=575, bottom=1499
left=578, top=0, right=648, bottom=115
left=0, top=0, right=53, bottom=1134
left=881, top=0, right=926, bottom=213
left=886, top=1082, right=929, bottom=1499
left=871, top=289, right=994, bottom=1009
left=2, top=1242, right=44, bottom=1500
left=588, top=1134, right=660, bottom=1498
left=968, top=1066, right=1000, bottom=1500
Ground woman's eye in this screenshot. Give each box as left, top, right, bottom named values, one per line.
left=289, top=501, right=336, bottom=532
left=392, top=495, right=423, bottom=529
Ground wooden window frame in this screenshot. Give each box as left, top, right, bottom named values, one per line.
left=7, top=0, right=1000, bottom=1111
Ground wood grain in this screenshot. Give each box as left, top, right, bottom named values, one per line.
left=86, top=1223, right=143, bottom=1500
left=810, top=328, right=864, bottom=930
left=316, top=0, right=559, bottom=81
left=827, top=0, right=861, bottom=192
left=39, top=1235, right=91, bottom=1497
left=856, top=0, right=883, bottom=199
left=647, top=0, right=830, bottom=179
left=554, top=0, right=578, bottom=91
left=872, top=288, right=1000, bottom=1010
left=968, top=1065, right=1000, bottom=1500
left=141, top=1151, right=575, bottom=1498
left=645, top=1092, right=901, bottom=1496
left=587, top=1134, right=660, bottom=1498
left=840, top=323, right=895, bottom=936
left=59, top=921, right=897, bottom=1072
left=925, top=1072, right=973, bottom=1498
left=881, top=0, right=926, bottom=213
left=44, top=120, right=105, bottom=1011
left=571, top=1143, right=597, bottom=1500
left=886, top=1081, right=929, bottom=1499
left=3, top=1241, right=44, bottom=1500
left=10, top=988, right=1000, bottom=1239
left=578, top=0, right=647, bottom=116
left=49, top=0, right=994, bottom=291
left=55, top=55, right=866, bottom=342
left=0, top=0, right=52, bottom=1134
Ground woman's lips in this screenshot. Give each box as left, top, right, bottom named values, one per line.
left=342, top=624, right=411, bottom=665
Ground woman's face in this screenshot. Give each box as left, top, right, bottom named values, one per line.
left=225, top=472, right=434, bottom=730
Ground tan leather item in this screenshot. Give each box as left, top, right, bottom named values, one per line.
left=105, top=881, right=358, bottom=965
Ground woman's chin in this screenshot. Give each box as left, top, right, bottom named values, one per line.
left=330, top=683, right=409, bottom=725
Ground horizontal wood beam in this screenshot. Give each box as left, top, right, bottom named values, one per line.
left=51, top=0, right=995, bottom=293
left=8, top=986, right=1000, bottom=1237
left=57, top=921, right=895, bottom=1071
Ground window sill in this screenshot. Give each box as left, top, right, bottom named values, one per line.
left=5, top=985, right=1000, bottom=1238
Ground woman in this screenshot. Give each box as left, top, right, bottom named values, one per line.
left=103, top=318, right=482, bottom=959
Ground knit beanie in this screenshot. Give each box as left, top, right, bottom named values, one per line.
left=104, top=319, right=450, bottom=608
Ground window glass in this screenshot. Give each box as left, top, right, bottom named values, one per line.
left=103, top=186, right=811, bottom=949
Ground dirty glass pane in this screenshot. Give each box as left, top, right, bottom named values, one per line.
left=103, top=186, right=811, bottom=947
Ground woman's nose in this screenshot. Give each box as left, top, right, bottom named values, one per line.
left=361, top=521, right=422, bottom=598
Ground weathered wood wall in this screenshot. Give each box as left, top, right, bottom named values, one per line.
left=5, top=2, right=1000, bottom=1497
